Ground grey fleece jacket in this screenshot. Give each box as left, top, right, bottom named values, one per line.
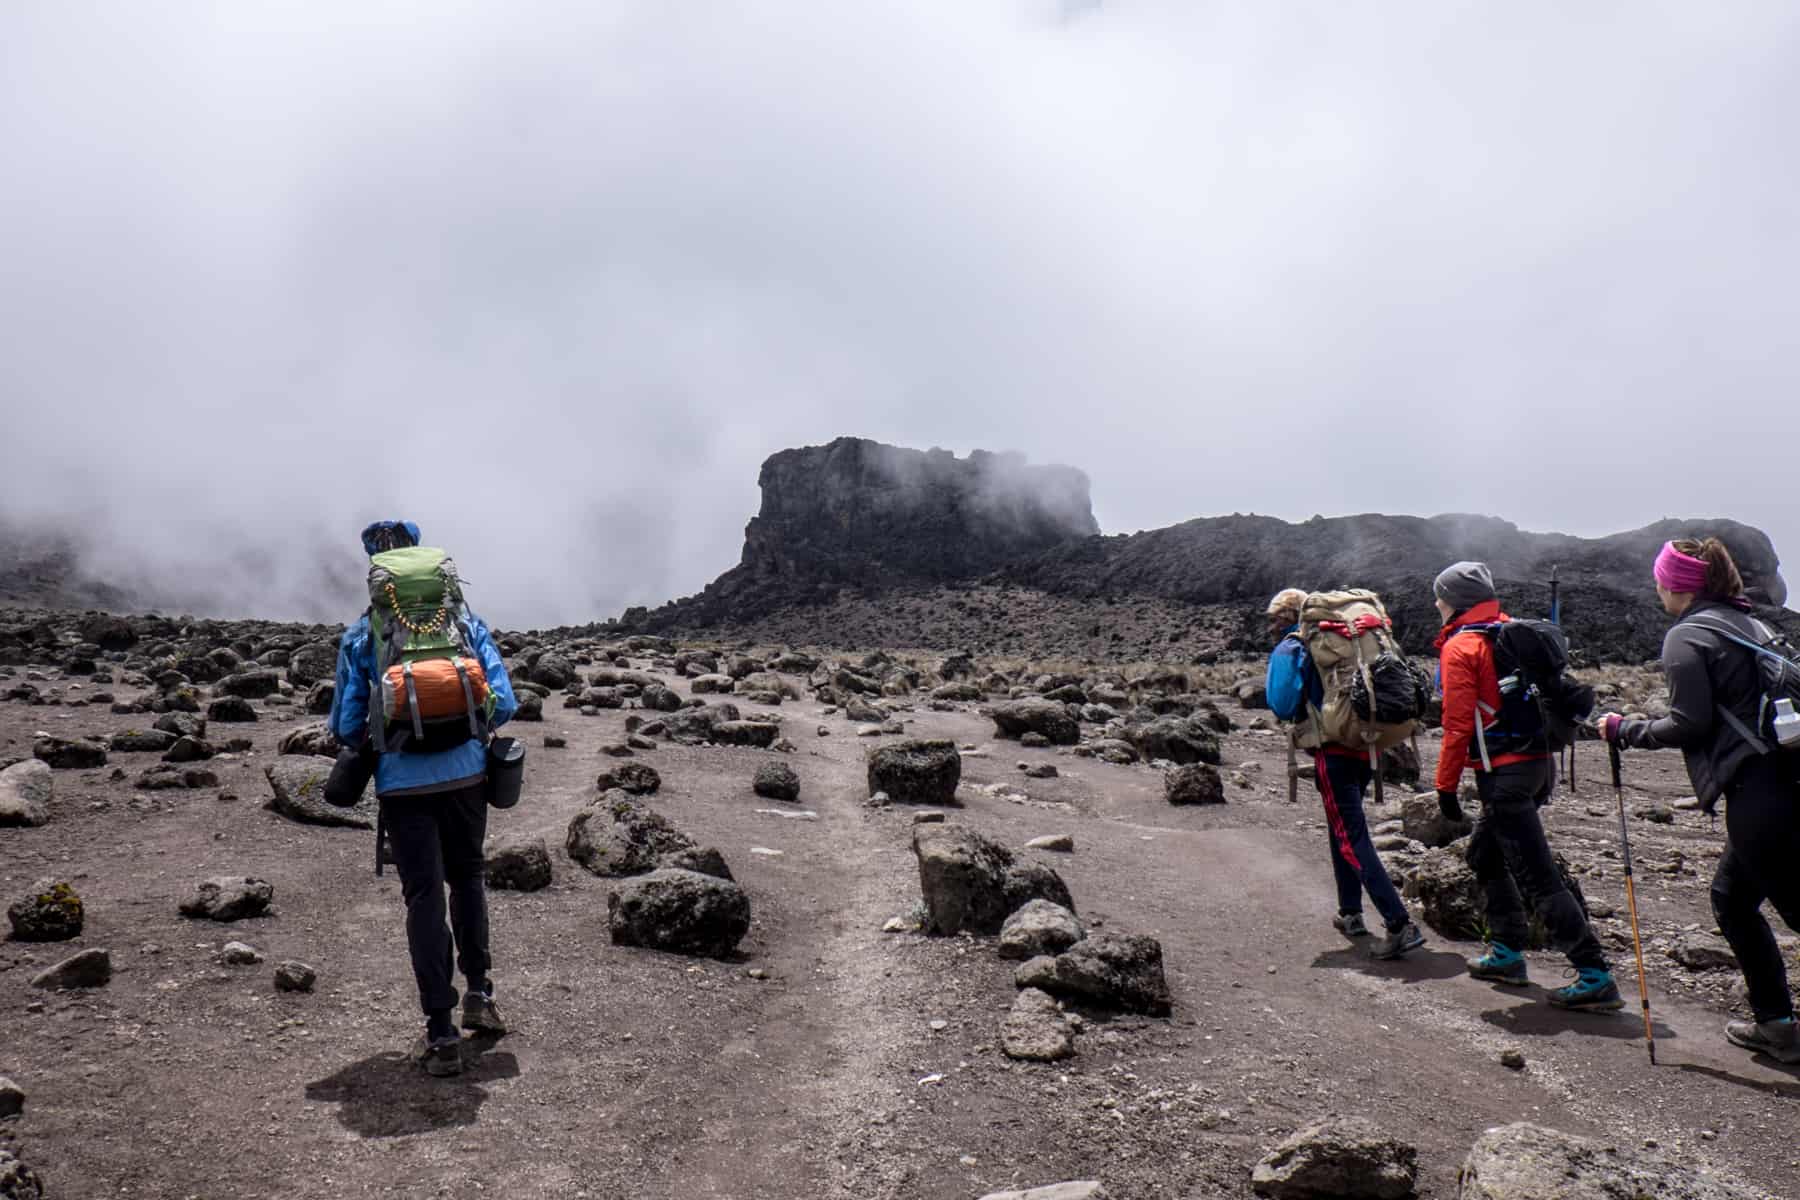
left=1618, top=600, right=1766, bottom=810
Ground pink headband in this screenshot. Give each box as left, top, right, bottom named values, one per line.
left=1654, top=542, right=1710, bottom=594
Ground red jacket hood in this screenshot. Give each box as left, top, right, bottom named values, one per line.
left=1433, top=599, right=1506, bottom=651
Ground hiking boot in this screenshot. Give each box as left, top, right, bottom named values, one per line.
left=1467, top=943, right=1529, bottom=986
left=1333, top=912, right=1371, bottom=941
left=1725, top=1017, right=1800, bottom=1064
left=1369, top=921, right=1425, bottom=960
left=1548, top=967, right=1625, bottom=1012
left=412, top=1033, right=463, bottom=1077
left=461, top=987, right=507, bottom=1036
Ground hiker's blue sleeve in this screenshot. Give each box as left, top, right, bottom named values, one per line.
left=330, top=621, right=372, bottom=744
left=1265, top=639, right=1309, bottom=722
left=469, top=615, right=517, bottom=728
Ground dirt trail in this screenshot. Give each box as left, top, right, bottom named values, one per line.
left=3, top=674, right=1798, bottom=1199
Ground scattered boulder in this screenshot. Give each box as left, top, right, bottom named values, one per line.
left=1404, top=845, right=1587, bottom=950
left=274, top=961, right=318, bottom=993
left=179, top=876, right=273, bottom=922
left=1669, top=936, right=1737, bottom=972
left=660, top=845, right=735, bottom=881
left=7, top=880, right=83, bottom=942
left=690, top=673, right=736, bottom=695
left=595, top=762, right=662, bottom=795
left=641, top=684, right=683, bottom=712
left=207, top=695, right=258, bottom=723
left=1124, top=716, right=1222, bottom=765
left=566, top=793, right=695, bottom=877
left=1022, top=763, right=1059, bottom=779
left=287, top=643, right=337, bottom=687
left=31, top=947, right=112, bottom=990
left=306, top=682, right=336, bottom=715
left=712, top=720, right=781, bottom=749
left=486, top=837, right=554, bottom=891
left=0, top=1140, right=44, bottom=1200
left=753, top=761, right=801, bottom=802
left=998, top=899, right=1084, bottom=961
left=1381, top=742, right=1422, bottom=786
left=0, top=761, right=52, bottom=828
left=992, top=698, right=1080, bottom=746
left=512, top=692, right=544, bottom=721
left=0, top=1077, right=21, bottom=1119
left=163, top=735, right=216, bottom=763
left=1164, top=762, right=1226, bottom=806
left=1001, top=987, right=1076, bottom=1062
left=1023, top=932, right=1171, bottom=1016
left=32, top=735, right=106, bottom=769
left=217, top=940, right=263, bottom=965
left=868, top=739, right=962, bottom=806
left=978, top=1185, right=1106, bottom=1200
left=136, top=764, right=219, bottom=790
left=1026, top=834, right=1075, bottom=853
left=264, top=759, right=375, bottom=828
left=1235, top=679, right=1268, bottom=709
left=912, top=823, right=1073, bottom=936
left=1458, top=1122, right=1764, bottom=1200
left=278, top=722, right=341, bottom=758
left=153, top=712, right=206, bottom=739
left=109, top=728, right=178, bottom=753
left=608, top=868, right=751, bottom=959
left=1401, top=788, right=1472, bottom=848
left=216, top=668, right=281, bottom=699
left=1251, top=1115, right=1418, bottom=1200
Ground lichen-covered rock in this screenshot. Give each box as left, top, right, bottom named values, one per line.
left=868, top=739, right=962, bottom=806
left=565, top=792, right=695, bottom=877
left=1251, top=1115, right=1417, bottom=1199
left=7, top=880, right=83, bottom=942
left=608, top=868, right=750, bottom=958
left=264, top=759, right=374, bottom=828
left=595, top=762, right=662, bottom=795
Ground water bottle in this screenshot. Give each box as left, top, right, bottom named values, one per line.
left=1773, top=697, right=1800, bottom=749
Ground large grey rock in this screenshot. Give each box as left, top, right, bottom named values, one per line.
left=979, top=1187, right=1105, bottom=1200
left=998, top=899, right=1085, bottom=961
left=641, top=684, right=683, bottom=712
left=0, top=760, right=52, bottom=827
left=665, top=703, right=740, bottom=744
left=109, top=728, right=178, bottom=753
left=163, top=735, right=216, bottom=763
left=136, top=764, right=219, bottom=790
left=608, top=868, right=750, bottom=958
left=595, top=762, right=662, bottom=795
left=992, top=698, right=1080, bottom=746
left=287, top=642, right=338, bottom=687
left=207, top=695, right=258, bottom=723
left=153, top=712, right=207, bottom=739
left=31, top=947, right=112, bottom=990
left=1669, top=935, right=1737, bottom=972
left=32, top=735, right=106, bottom=769
left=752, top=761, right=801, bottom=802
left=0, top=1140, right=45, bottom=1200
left=1458, top=1122, right=1764, bottom=1200
left=1024, top=932, right=1171, bottom=1016
left=868, top=739, right=962, bottom=806
left=1164, top=762, right=1226, bottom=806
left=1251, top=1115, right=1418, bottom=1199
left=912, top=823, right=1072, bottom=936
left=486, top=837, right=553, bottom=891
left=264, top=759, right=375, bottom=828
left=179, top=876, right=273, bottom=922
left=565, top=792, right=695, bottom=877
left=690, top=673, right=736, bottom=694
left=216, top=668, right=282, bottom=698
left=1401, top=789, right=1471, bottom=848
left=1001, top=987, right=1076, bottom=1062
left=278, top=721, right=341, bottom=758
left=7, top=880, right=83, bottom=942
left=712, top=719, right=780, bottom=749
left=1124, top=716, right=1222, bottom=765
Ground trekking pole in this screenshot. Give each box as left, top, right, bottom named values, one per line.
left=1611, top=741, right=1656, bottom=1064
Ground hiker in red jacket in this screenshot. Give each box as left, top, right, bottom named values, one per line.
left=1433, top=561, right=1621, bottom=1011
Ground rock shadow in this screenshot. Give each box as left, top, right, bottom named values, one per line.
left=1672, top=1060, right=1800, bottom=1097
left=1479, top=1003, right=1677, bottom=1043
left=304, top=1033, right=519, bottom=1138
left=1308, top=946, right=1469, bottom=983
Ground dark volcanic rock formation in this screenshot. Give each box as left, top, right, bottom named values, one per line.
left=628, top=438, right=1099, bottom=630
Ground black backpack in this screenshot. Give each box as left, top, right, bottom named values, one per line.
left=1683, top=614, right=1800, bottom=755
left=1464, top=619, right=1596, bottom=754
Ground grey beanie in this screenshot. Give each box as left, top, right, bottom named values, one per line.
left=1434, top=561, right=1496, bottom=612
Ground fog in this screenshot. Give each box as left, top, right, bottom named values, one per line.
left=4, top=2, right=1797, bottom=627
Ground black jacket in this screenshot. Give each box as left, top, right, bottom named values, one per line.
left=1619, top=600, right=1766, bottom=809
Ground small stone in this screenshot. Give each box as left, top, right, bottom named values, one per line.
left=882, top=917, right=910, bottom=933
left=0, top=1076, right=23, bottom=1119
left=1025, top=834, right=1074, bottom=852
left=929, top=1019, right=949, bottom=1031
left=1500, top=1047, right=1526, bottom=1070
left=912, top=810, right=945, bottom=824
left=217, top=941, right=263, bottom=965
left=1001, top=987, right=1076, bottom=1062
left=274, top=961, right=318, bottom=993
left=600, top=743, right=635, bottom=758
left=544, top=735, right=567, bottom=749
left=179, top=876, right=274, bottom=922
left=1022, top=764, right=1059, bottom=779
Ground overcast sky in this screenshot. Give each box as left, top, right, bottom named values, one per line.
left=4, top=2, right=1797, bottom=627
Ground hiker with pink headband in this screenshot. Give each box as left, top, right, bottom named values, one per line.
left=1597, top=537, right=1800, bottom=1064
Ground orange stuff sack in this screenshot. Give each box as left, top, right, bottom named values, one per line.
left=382, top=657, right=490, bottom=723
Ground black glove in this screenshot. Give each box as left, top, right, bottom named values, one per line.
left=1437, top=789, right=1465, bottom=823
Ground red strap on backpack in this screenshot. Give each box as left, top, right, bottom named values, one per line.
left=1317, top=614, right=1390, bottom=638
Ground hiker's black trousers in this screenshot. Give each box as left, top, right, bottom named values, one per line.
left=1468, top=759, right=1608, bottom=971
left=382, top=784, right=491, bottom=1016
left=1713, top=754, right=1800, bottom=1023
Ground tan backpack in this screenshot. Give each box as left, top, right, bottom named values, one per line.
left=1295, top=589, right=1425, bottom=757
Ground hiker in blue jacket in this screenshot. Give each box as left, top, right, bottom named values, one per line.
left=331, top=519, right=519, bottom=1077
left=1265, top=588, right=1424, bottom=959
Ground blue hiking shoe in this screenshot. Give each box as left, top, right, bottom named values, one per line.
left=1467, top=943, right=1529, bottom=986
left=1548, top=967, right=1625, bottom=1012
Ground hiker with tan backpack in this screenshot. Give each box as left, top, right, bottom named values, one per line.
left=1265, top=587, right=1428, bottom=959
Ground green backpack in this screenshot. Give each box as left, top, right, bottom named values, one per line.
left=366, top=547, right=494, bottom=753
